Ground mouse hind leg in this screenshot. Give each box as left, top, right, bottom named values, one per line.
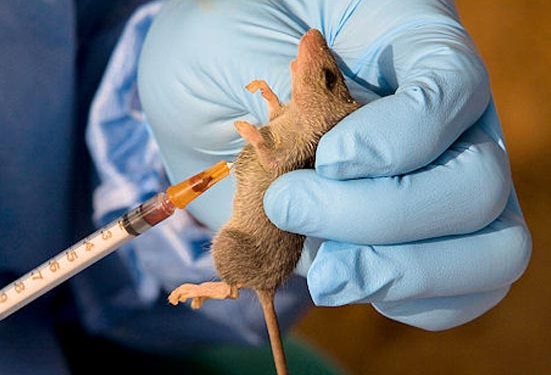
left=168, top=282, right=239, bottom=309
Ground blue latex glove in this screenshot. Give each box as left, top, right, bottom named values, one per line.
left=138, top=0, right=531, bottom=330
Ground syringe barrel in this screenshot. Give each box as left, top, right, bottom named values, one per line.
left=0, top=193, right=175, bottom=321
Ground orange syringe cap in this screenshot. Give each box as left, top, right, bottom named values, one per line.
left=166, top=160, right=232, bottom=209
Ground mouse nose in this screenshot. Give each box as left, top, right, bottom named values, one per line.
left=297, top=29, right=327, bottom=59
left=304, top=28, right=324, bottom=40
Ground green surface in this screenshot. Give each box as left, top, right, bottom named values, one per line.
left=56, top=319, right=348, bottom=374
left=185, top=335, right=348, bottom=375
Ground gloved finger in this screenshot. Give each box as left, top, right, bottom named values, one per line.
left=319, top=8, right=491, bottom=179
left=371, top=287, right=510, bottom=331
left=305, top=198, right=531, bottom=307
left=265, top=125, right=511, bottom=244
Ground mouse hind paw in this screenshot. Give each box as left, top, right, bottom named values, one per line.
left=168, top=282, right=239, bottom=310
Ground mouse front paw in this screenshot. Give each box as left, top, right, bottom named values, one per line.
left=246, top=80, right=282, bottom=118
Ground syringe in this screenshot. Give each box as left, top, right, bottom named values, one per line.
left=0, top=160, right=232, bottom=321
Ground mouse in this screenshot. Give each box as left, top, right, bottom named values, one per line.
left=168, top=28, right=362, bottom=375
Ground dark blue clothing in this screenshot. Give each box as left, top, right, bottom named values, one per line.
left=0, top=2, right=153, bottom=373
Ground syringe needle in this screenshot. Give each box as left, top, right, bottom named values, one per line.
left=0, top=160, right=231, bottom=321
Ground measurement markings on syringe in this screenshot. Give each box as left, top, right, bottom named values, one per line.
left=0, top=223, right=126, bottom=306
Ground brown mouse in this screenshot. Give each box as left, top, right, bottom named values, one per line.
left=168, top=28, right=361, bottom=375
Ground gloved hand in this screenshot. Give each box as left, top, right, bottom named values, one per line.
left=138, top=0, right=531, bottom=330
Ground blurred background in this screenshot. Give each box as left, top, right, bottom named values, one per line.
left=291, top=1, right=551, bottom=374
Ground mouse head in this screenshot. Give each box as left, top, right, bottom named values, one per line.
left=290, top=29, right=356, bottom=116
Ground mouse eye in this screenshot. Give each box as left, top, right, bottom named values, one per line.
left=323, top=68, right=337, bottom=91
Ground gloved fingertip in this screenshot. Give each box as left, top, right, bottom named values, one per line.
left=293, top=237, right=323, bottom=277
left=372, top=288, right=510, bottom=331
left=263, top=171, right=320, bottom=234
left=315, top=133, right=354, bottom=180
left=315, top=122, right=388, bottom=180
left=263, top=177, right=294, bottom=231
left=307, top=250, right=351, bottom=306
left=307, top=242, right=403, bottom=306
left=315, top=159, right=347, bottom=180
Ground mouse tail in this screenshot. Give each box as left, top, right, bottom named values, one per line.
left=256, top=289, right=288, bottom=375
